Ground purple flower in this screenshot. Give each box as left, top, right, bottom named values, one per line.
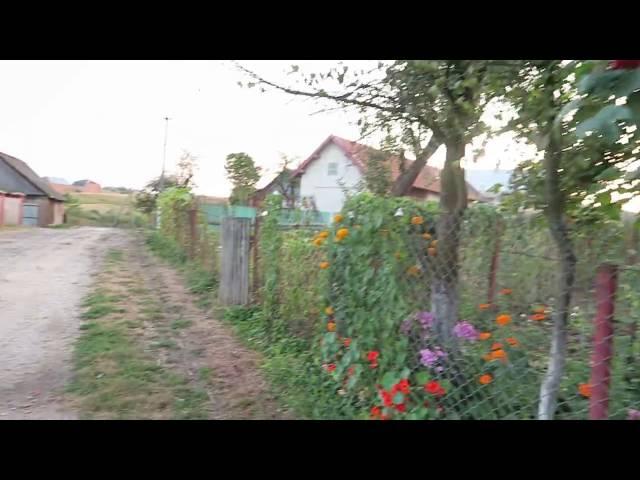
left=453, top=321, right=478, bottom=341
left=419, top=347, right=447, bottom=367
left=417, top=311, right=435, bottom=329
left=420, top=348, right=439, bottom=367
left=629, top=409, right=640, bottom=420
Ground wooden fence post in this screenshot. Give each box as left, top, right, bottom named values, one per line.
left=252, top=216, right=261, bottom=302
left=188, top=208, right=198, bottom=260
left=589, top=263, right=617, bottom=420
left=219, top=217, right=251, bottom=306
left=487, top=217, right=503, bottom=307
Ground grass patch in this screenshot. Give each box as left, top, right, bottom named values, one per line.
left=171, top=318, right=193, bottom=330
left=151, top=338, right=178, bottom=350
left=222, top=306, right=347, bottom=420
left=106, top=249, right=124, bottom=262
left=198, top=367, right=213, bottom=383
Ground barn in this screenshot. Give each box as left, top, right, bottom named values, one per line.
left=0, top=152, right=65, bottom=226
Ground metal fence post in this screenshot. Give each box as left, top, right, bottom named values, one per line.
left=589, top=263, right=618, bottom=420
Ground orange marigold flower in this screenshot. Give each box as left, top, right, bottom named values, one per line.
left=496, top=314, right=512, bottom=326
left=318, top=230, right=330, bottom=239
left=579, top=383, right=592, bottom=398
left=482, top=353, right=493, bottom=362
left=491, top=342, right=503, bottom=351
left=478, top=332, right=492, bottom=341
left=530, top=313, right=546, bottom=321
left=319, top=261, right=330, bottom=270
left=312, top=237, right=325, bottom=247
left=490, top=349, right=507, bottom=361
left=343, top=338, right=351, bottom=348
left=422, top=232, right=432, bottom=240
left=479, top=303, right=492, bottom=310
left=506, top=337, right=519, bottom=347
left=327, top=321, right=336, bottom=332
left=428, top=247, right=437, bottom=257
left=479, top=374, right=493, bottom=385
left=499, top=288, right=513, bottom=295
left=325, top=306, right=334, bottom=316
left=411, top=216, right=424, bottom=225
left=407, top=265, right=421, bottom=276
left=333, top=214, right=344, bottom=223
left=336, top=228, right=349, bottom=241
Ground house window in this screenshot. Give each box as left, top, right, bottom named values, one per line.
left=327, top=162, right=338, bottom=176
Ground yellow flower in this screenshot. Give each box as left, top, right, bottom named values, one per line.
left=334, top=214, right=344, bottom=223
left=325, top=306, right=334, bottom=316
left=336, top=228, right=349, bottom=241
left=319, top=261, right=330, bottom=270
left=318, top=231, right=330, bottom=239
left=411, top=216, right=424, bottom=225
left=406, top=265, right=421, bottom=277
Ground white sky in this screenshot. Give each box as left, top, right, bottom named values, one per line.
left=0, top=60, right=537, bottom=196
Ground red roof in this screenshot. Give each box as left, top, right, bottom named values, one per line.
left=292, top=135, right=482, bottom=201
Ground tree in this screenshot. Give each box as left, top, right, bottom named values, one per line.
left=505, top=60, right=640, bottom=419
left=238, top=60, right=521, bottom=342
left=176, top=150, right=198, bottom=188
left=269, top=154, right=298, bottom=208
left=225, top=152, right=261, bottom=205
left=134, top=174, right=181, bottom=214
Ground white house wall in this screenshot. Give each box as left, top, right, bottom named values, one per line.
left=298, top=143, right=363, bottom=214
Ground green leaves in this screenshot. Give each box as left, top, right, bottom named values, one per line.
left=575, top=105, right=632, bottom=142
left=382, top=371, right=397, bottom=391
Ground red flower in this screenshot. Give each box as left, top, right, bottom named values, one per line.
left=396, top=378, right=410, bottom=395
left=347, top=366, right=355, bottom=376
left=326, top=364, right=336, bottom=373
left=381, top=390, right=394, bottom=407
left=424, top=380, right=446, bottom=397
left=395, top=403, right=406, bottom=413
left=370, top=406, right=382, bottom=418
left=343, top=338, right=351, bottom=348
left=367, top=351, right=379, bottom=362
left=610, top=60, right=640, bottom=70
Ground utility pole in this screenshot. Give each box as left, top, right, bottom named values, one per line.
left=156, top=116, right=170, bottom=228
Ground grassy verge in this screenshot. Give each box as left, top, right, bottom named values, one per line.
left=66, top=247, right=209, bottom=419
left=220, top=306, right=358, bottom=420
left=145, top=231, right=217, bottom=308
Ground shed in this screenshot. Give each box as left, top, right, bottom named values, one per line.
left=0, top=152, right=65, bottom=226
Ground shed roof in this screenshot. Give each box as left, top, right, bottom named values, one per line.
left=0, top=152, right=65, bottom=201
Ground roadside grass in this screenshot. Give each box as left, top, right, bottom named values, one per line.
left=67, top=247, right=209, bottom=420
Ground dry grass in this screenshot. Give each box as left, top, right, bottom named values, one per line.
left=72, top=192, right=132, bottom=206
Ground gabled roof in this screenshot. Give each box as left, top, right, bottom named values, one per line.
left=292, top=135, right=482, bottom=201
left=0, top=152, right=65, bottom=201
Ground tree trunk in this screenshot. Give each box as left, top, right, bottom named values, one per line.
left=431, top=138, right=468, bottom=343
left=538, top=144, right=577, bottom=420
left=391, top=136, right=442, bottom=197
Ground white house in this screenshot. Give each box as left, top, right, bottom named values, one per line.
left=289, top=135, right=483, bottom=214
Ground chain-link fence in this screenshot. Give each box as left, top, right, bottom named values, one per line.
left=252, top=196, right=640, bottom=420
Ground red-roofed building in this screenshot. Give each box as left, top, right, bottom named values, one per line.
left=289, top=135, right=482, bottom=213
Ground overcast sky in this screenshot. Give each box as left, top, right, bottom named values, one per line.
left=0, top=60, right=532, bottom=196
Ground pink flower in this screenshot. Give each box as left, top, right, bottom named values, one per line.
left=452, top=321, right=478, bottom=341
left=629, top=409, right=640, bottom=420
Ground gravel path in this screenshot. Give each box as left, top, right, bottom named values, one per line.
left=0, top=227, right=125, bottom=419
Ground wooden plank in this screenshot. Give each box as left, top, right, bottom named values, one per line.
left=219, top=217, right=251, bottom=306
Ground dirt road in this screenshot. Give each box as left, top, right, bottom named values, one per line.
left=0, top=227, right=125, bottom=419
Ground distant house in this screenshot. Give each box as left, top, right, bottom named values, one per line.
left=288, top=135, right=482, bottom=214
left=465, top=170, right=513, bottom=204
left=0, top=152, right=65, bottom=226
left=72, top=179, right=102, bottom=193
